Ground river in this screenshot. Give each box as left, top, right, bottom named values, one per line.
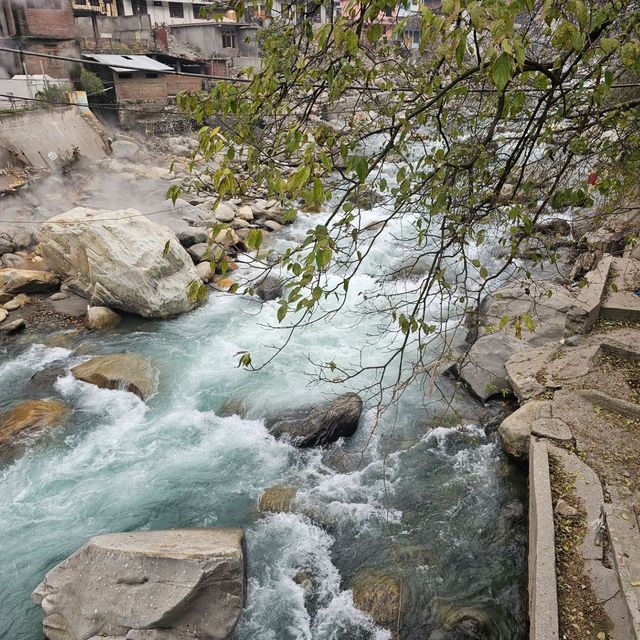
left=0, top=158, right=527, bottom=640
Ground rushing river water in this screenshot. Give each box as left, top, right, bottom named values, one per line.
left=0, top=162, right=527, bottom=640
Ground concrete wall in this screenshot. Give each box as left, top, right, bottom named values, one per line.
left=168, top=23, right=258, bottom=59
left=74, top=14, right=154, bottom=50
left=22, top=39, right=80, bottom=80
left=0, top=106, right=108, bottom=170
left=0, top=76, right=71, bottom=107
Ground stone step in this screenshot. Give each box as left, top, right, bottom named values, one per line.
left=601, top=257, right=640, bottom=323
left=604, top=499, right=640, bottom=640
left=572, top=254, right=614, bottom=332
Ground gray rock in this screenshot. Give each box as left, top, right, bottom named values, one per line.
left=1, top=253, right=25, bottom=268
left=498, top=400, right=553, bottom=461
left=555, top=498, right=579, bottom=518
left=0, top=235, right=15, bottom=255
left=85, top=306, right=121, bottom=330
left=456, top=333, right=524, bottom=400
left=178, top=227, right=209, bottom=248
left=214, top=203, right=237, bottom=223
left=49, top=292, right=69, bottom=301
left=266, top=392, right=363, bottom=447
left=255, top=275, right=283, bottom=301
left=195, top=261, right=215, bottom=283
left=45, top=293, right=88, bottom=318
left=262, top=220, right=283, bottom=233
left=37, top=207, right=203, bottom=319
left=0, top=268, right=60, bottom=294
left=111, top=139, right=139, bottom=160
left=28, top=365, right=67, bottom=393
left=32, top=528, right=245, bottom=640
left=187, top=242, right=212, bottom=263
left=0, top=308, right=7, bottom=323
left=0, top=318, right=25, bottom=334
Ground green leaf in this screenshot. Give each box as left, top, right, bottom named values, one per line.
left=367, top=24, right=384, bottom=43
left=277, top=302, right=288, bottom=322
left=352, top=156, right=368, bottom=183
left=162, top=240, right=171, bottom=258
left=245, top=228, right=263, bottom=251
left=491, top=53, right=512, bottom=91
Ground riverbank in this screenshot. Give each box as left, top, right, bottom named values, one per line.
left=453, top=208, right=640, bottom=640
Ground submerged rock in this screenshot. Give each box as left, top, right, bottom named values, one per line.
left=0, top=268, right=59, bottom=294
left=266, top=393, right=363, bottom=447
left=258, top=485, right=297, bottom=513
left=71, top=354, right=155, bottom=400
left=32, top=528, right=246, bottom=640
left=349, top=569, right=408, bottom=629
left=0, top=399, right=69, bottom=449
left=37, top=207, right=203, bottom=319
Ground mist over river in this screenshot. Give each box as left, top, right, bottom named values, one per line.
left=0, top=160, right=527, bottom=640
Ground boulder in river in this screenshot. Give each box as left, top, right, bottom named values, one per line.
left=349, top=569, right=408, bottom=629
left=456, top=333, right=524, bottom=400
left=255, top=275, right=283, bottom=302
left=266, top=393, right=362, bottom=447
left=37, top=207, right=203, bottom=319
left=0, top=399, right=69, bottom=449
left=258, top=485, right=297, bottom=513
left=32, top=528, right=246, bottom=640
left=0, top=268, right=60, bottom=294
left=85, top=306, right=121, bottom=330
left=71, top=353, right=155, bottom=400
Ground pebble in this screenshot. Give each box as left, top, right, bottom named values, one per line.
left=554, top=499, right=579, bottom=518
left=50, top=292, right=69, bottom=301
left=564, top=335, right=581, bottom=347
left=0, top=308, right=7, bottom=323
left=0, top=318, right=25, bottom=334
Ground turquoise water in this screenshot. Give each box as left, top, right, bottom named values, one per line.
left=0, top=197, right=527, bottom=639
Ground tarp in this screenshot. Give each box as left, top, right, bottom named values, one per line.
left=82, top=54, right=173, bottom=74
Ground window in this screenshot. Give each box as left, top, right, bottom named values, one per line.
left=89, top=0, right=100, bottom=6
left=131, top=0, right=148, bottom=15
left=26, top=0, right=64, bottom=8
left=169, top=2, right=184, bottom=17
left=193, top=3, right=209, bottom=18
left=221, top=29, right=236, bottom=48
left=75, top=0, right=87, bottom=5
left=153, top=1, right=162, bottom=5
left=384, top=7, right=393, bottom=16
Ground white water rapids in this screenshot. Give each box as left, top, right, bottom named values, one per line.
left=0, top=165, right=527, bottom=640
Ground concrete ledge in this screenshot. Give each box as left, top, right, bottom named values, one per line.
left=604, top=501, right=640, bottom=639
left=529, top=437, right=560, bottom=640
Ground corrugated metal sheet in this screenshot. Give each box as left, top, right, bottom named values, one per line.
left=83, top=54, right=174, bottom=74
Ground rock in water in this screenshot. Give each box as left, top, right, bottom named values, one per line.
left=0, top=399, right=69, bottom=449
left=0, top=268, right=60, bottom=294
left=32, top=528, right=246, bottom=640
left=349, top=569, right=408, bottom=629
left=258, top=485, right=297, bottom=513
left=37, top=207, right=203, bottom=319
left=85, top=306, right=121, bottom=330
left=71, top=354, right=155, bottom=400
left=255, top=275, right=283, bottom=302
left=266, top=393, right=362, bottom=447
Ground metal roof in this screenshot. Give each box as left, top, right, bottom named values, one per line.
left=83, top=54, right=174, bottom=74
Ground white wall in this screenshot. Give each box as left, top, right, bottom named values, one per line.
left=122, top=0, right=221, bottom=25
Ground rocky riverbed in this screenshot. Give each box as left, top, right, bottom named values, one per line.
left=0, top=132, right=532, bottom=640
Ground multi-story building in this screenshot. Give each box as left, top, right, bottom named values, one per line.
left=0, top=0, right=80, bottom=79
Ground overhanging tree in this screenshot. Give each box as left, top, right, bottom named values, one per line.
left=173, top=0, right=640, bottom=404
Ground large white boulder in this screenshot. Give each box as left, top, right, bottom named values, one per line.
left=32, top=528, right=246, bottom=640
left=37, top=208, right=203, bottom=318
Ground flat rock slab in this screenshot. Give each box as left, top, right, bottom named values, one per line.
left=44, top=292, right=88, bottom=318
left=33, top=528, right=246, bottom=640
left=456, top=332, right=525, bottom=400
left=71, top=354, right=155, bottom=400
left=601, top=257, right=640, bottom=323
left=0, top=399, right=69, bottom=449
left=0, top=268, right=60, bottom=294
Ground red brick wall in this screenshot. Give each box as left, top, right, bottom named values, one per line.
left=165, top=74, right=202, bottom=96
left=23, top=40, right=79, bottom=80
left=115, top=75, right=168, bottom=108
left=22, top=7, right=75, bottom=38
